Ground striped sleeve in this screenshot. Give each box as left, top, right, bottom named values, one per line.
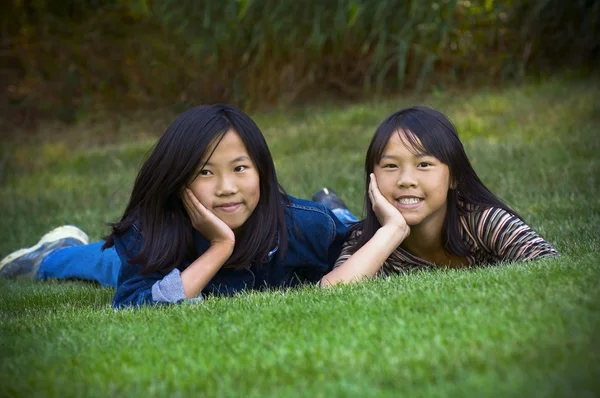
left=469, top=207, right=559, bottom=262
left=333, top=229, right=362, bottom=269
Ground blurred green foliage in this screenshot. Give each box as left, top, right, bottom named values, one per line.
left=1, top=0, right=598, bottom=126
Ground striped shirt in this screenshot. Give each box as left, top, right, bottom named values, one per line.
left=334, top=206, right=559, bottom=275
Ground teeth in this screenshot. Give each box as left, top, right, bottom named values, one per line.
left=398, top=197, right=421, bottom=204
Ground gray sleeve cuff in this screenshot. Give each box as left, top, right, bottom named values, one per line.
left=151, top=269, right=203, bottom=304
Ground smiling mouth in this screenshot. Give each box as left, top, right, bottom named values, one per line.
left=396, top=197, right=423, bottom=205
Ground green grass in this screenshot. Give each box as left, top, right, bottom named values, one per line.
left=1, top=75, right=599, bottom=397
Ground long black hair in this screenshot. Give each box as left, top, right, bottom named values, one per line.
left=353, top=105, right=520, bottom=257
left=103, top=104, right=288, bottom=273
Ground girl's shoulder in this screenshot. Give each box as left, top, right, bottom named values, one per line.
left=459, top=204, right=538, bottom=250
left=459, top=203, right=559, bottom=261
left=112, top=217, right=144, bottom=252
left=459, top=204, right=516, bottom=242
left=460, top=203, right=516, bottom=227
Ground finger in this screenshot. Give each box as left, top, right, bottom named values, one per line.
left=368, top=174, right=376, bottom=207
left=369, top=174, right=385, bottom=206
left=181, top=190, right=193, bottom=212
left=370, top=174, right=383, bottom=199
left=182, top=196, right=201, bottom=221
left=185, top=189, right=202, bottom=210
left=373, top=176, right=387, bottom=205
left=186, top=189, right=218, bottom=221
left=184, top=189, right=206, bottom=218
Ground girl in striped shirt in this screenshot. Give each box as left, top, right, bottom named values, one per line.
left=320, top=105, right=558, bottom=285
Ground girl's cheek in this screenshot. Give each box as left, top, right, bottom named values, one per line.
left=246, top=173, right=261, bottom=196
left=375, top=172, right=393, bottom=192
left=189, top=183, right=212, bottom=208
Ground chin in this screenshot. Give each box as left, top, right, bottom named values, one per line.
left=402, top=217, right=421, bottom=227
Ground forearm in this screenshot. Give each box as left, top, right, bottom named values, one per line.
left=321, top=225, right=406, bottom=286
left=181, top=242, right=234, bottom=298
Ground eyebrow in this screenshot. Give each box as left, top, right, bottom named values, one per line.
left=380, top=152, right=430, bottom=160
left=202, top=156, right=251, bottom=167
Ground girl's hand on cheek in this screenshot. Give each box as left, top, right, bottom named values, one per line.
left=369, top=173, right=410, bottom=239
left=183, top=189, right=235, bottom=246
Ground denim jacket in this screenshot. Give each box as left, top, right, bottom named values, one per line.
left=112, top=196, right=349, bottom=308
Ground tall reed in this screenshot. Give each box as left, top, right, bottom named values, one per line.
left=2, top=0, right=597, bottom=125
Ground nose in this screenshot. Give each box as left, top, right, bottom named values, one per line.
left=397, top=168, right=417, bottom=188
left=216, top=174, right=238, bottom=196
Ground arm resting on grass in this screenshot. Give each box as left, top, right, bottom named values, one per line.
left=321, top=174, right=410, bottom=286
left=320, top=225, right=406, bottom=286
left=180, top=242, right=233, bottom=298
left=112, top=225, right=232, bottom=308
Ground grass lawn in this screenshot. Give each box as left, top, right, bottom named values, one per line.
left=1, top=75, right=599, bottom=397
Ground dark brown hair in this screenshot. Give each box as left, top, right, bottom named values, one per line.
left=103, top=105, right=288, bottom=273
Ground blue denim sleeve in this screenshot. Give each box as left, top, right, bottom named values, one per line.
left=324, top=207, right=350, bottom=269
left=287, top=198, right=352, bottom=271
left=111, top=225, right=202, bottom=308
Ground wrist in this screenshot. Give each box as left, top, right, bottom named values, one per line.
left=209, top=239, right=235, bottom=256
left=378, top=223, right=409, bottom=243
left=211, top=238, right=235, bottom=248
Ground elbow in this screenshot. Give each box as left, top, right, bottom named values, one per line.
left=319, top=273, right=369, bottom=288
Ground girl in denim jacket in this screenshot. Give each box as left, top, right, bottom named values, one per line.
left=320, top=106, right=558, bottom=285
left=0, top=105, right=352, bottom=307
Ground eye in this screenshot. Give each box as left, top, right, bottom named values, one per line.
left=417, top=162, right=432, bottom=168
left=234, top=165, right=248, bottom=172
left=199, top=169, right=213, bottom=176
left=381, top=163, right=398, bottom=169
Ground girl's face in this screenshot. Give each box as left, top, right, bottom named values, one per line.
left=373, top=130, right=451, bottom=232
left=187, top=129, right=260, bottom=234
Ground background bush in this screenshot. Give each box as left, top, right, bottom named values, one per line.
left=1, top=0, right=598, bottom=128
